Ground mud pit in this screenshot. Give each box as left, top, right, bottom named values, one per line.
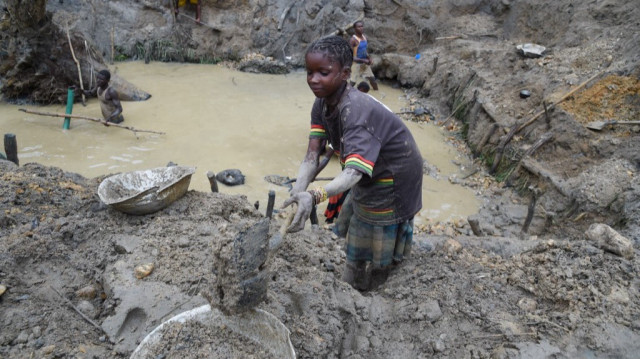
left=2, top=0, right=640, bottom=358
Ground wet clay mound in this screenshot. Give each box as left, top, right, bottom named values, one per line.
left=1, top=163, right=640, bottom=358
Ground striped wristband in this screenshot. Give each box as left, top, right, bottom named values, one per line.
left=307, top=187, right=328, bottom=206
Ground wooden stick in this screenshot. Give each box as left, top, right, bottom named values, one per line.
left=66, top=26, right=86, bottom=106
left=521, top=187, right=540, bottom=234
left=516, top=69, right=606, bottom=133
left=490, top=69, right=607, bottom=174
left=266, top=190, right=276, bottom=219
left=4, top=133, right=19, bottom=166
left=521, top=157, right=572, bottom=198
left=435, top=35, right=463, bottom=41
left=18, top=108, right=166, bottom=136
left=206, top=171, right=219, bottom=193
left=505, top=131, right=553, bottom=184
left=110, top=26, right=114, bottom=65
left=278, top=3, right=293, bottom=31
left=177, top=13, right=221, bottom=31
left=489, top=124, right=518, bottom=174
left=477, top=123, right=498, bottom=152
left=543, top=101, right=551, bottom=129
left=50, top=285, right=106, bottom=335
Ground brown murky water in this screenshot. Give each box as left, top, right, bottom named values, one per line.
left=0, top=61, right=478, bottom=224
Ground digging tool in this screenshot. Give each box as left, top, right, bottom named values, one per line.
left=268, top=205, right=296, bottom=251
left=264, top=149, right=335, bottom=188
left=586, top=120, right=640, bottom=131
left=268, top=148, right=336, bottom=250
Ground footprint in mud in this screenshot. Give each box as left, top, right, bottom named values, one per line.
left=115, top=307, right=147, bottom=339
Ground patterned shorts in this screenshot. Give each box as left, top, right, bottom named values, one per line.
left=334, top=193, right=414, bottom=267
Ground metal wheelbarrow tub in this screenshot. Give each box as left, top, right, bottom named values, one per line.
left=98, top=166, right=196, bottom=215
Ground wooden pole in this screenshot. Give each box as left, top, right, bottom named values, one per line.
left=4, top=133, right=19, bottom=166
left=66, top=25, right=86, bottom=106
left=266, top=190, right=275, bottom=219
left=206, top=171, right=219, bottom=193
left=18, top=109, right=165, bottom=136
left=521, top=189, right=539, bottom=234
left=516, top=69, right=606, bottom=133
left=110, top=26, right=115, bottom=64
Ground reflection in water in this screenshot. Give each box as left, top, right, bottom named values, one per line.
left=0, top=61, right=478, bottom=224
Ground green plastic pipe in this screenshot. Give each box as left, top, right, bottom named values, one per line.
left=63, top=87, right=74, bottom=129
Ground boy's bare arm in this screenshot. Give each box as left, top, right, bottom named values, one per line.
left=290, top=138, right=323, bottom=195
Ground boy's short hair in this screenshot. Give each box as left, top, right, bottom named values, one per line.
left=353, top=20, right=363, bottom=28
left=98, top=69, right=111, bottom=81
left=306, top=35, right=353, bottom=68
left=357, top=81, right=370, bottom=92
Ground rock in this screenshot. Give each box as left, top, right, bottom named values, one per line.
left=0, top=284, right=6, bottom=296
left=517, top=297, right=537, bottom=312
left=76, top=285, right=97, bottom=299
left=134, top=263, right=154, bottom=279
left=417, top=300, right=443, bottom=323
left=585, top=223, right=634, bottom=259
left=76, top=300, right=97, bottom=319
left=13, top=330, right=29, bottom=344
left=516, top=43, right=546, bottom=58
left=442, top=238, right=462, bottom=254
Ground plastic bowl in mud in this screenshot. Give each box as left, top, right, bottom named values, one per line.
left=130, top=304, right=295, bottom=359
left=98, top=166, right=195, bottom=215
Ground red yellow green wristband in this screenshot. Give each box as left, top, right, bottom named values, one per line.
left=307, top=187, right=328, bottom=206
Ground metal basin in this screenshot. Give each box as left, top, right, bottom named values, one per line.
left=98, top=166, right=196, bottom=215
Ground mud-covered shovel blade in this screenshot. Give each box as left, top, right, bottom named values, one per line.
left=586, top=120, right=608, bottom=131
left=268, top=206, right=296, bottom=251
left=587, top=120, right=640, bottom=131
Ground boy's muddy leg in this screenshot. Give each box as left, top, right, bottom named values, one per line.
left=369, top=265, right=391, bottom=290
left=342, top=260, right=369, bottom=291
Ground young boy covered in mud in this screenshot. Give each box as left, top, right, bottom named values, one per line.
left=283, top=36, right=423, bottom=291
left=80, top=69, right=124, bottom=124
left=324, top=80, right=370, bottom=223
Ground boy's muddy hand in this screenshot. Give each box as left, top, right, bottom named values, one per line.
left=282, top=192, right=313, bottom=232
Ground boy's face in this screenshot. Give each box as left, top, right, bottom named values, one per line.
left=96, top=74, right=108, bottom=88
left=305, top=52, right=350, bottom=99
left=354, top=22, right=364, bottom=35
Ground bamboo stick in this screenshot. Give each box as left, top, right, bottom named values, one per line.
left=18, top=108, right=165, bottom=136
left=110, top=26, right=115, bottom=64
left=66, top=26, right=86, bottom=106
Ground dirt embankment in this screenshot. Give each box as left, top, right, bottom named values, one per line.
left=1, top=0, right=640, bottom=358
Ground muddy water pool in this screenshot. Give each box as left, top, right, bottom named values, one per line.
left=0, top=61, right=478, bottom=224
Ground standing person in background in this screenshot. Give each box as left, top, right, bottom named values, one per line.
left=284, top=36, right=423, bottom=291
left=175, top=0, right=201, bottom=24
left=80, top=70, right=124, bottom=124
left=350, top=20, right=379, bottom=91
